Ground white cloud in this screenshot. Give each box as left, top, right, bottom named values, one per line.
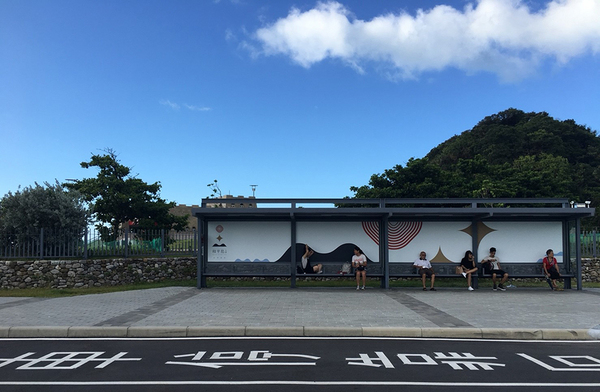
left=225, top=28, right=236, bottom=42
left=160, top=100, right=212, bottom=112
left=214, top=0, right=242, bottom=4
left=253, top=0, right=600, bottom=82
left=184, top=104, right=212, bottom=112
left=159, top=99, right=180, bottom=110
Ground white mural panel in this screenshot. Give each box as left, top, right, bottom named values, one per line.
left=477, top=221, right=563, bottom=263
left=388, top=221, right=472, bottom=263
left=206, top=220, right=564, bottom=264
left=207, top=222, right=290, bottom=262
left=297, top=221, right=380, bottom=262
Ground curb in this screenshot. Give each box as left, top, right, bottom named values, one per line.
left=1, top=326, right=597, bottom=340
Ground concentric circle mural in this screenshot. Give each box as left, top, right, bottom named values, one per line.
left=362, top=221, right=422, bottom=250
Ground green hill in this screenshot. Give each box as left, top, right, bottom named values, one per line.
left=428, top=108, right=600, bottom=168
left=351, top=108, right=600, bottom=226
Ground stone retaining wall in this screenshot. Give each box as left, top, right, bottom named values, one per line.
left=582, top=258, right=600, bottom=282
left=0, top=258, right=598, bottom=289
left=0, top=258, right=196, bottom=289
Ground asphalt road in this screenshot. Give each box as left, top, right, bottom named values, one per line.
left=1, top=337, right=600, bottom=391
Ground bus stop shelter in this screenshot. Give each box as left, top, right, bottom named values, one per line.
left=192, top=198, right=594, bottom=289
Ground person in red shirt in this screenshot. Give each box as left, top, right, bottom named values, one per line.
left=543, top=249, right=563, bottom=291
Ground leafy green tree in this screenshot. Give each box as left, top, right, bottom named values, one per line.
left=351, top=109, right=600, bottom=227
left=0, top=181, right=89, bottom=245
left=65, top=149, right=188, bottom=240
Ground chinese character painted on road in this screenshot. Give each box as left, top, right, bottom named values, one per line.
left=348, top=352, right=505, bottom=370
left=0, top=352, right=141, bottom=370
left=166, top=350, right=320, bottom=369
left=396, top=352, right=505, bottom=370
left=346, top=352, right=395, bottom=368
left=518, top=354, right=600, bottom=372
left=431, top=352, right=506, bottom=370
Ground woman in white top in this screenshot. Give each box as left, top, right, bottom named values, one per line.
left=352, top=246, right=367, bottom=290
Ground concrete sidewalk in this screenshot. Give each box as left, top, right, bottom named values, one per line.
left=1, top=286, right=600, bottom=339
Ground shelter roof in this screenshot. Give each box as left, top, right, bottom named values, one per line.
left=192, top=198, right=594, bottom=221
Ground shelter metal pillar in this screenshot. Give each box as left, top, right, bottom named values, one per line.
left=381, top=215, right=389, bottom=289
left=196, top=216, right=206, bottom=289
left=562, top=220, right=571, bottom=290
left=575, top=218, right=582, bottom=290
left=472, top=219, right=479, bottom=289
left=291, top=215, right=297, bottom=288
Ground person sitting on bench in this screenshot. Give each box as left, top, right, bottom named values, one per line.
left=413, top=251, right=436, bottom=291
left=352, top=246, right=367, bottom=290
left=481, top=247, right=508, bottom=291
left=301, top=244, right=323, bottom=274
left=460, top=250, right=478, bottom=291
left=543, top=249, right=563, bottom=291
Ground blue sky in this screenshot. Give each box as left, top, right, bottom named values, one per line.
left=2, top=0, right=599, bottom=205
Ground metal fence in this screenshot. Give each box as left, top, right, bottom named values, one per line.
left=2, top=227, right=599, bottom=260
left=581, top=229, right=599, bottom=258
left=0, top=227, right=198, bottom=259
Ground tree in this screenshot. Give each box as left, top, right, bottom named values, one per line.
left=206, top=180, right=229, bottom=208
left=65, top=149, right=188, bottom=240
left=206, top=179, right=222, bottom=198
left=0, top=181, right=89, bottom=245
left=351, top=109, right=600, bottom=227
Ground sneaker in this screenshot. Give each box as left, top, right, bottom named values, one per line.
left=356, top=286, right=360, bottom=290
left=493, top=285, right=497, bottom=291
left=361, top=286, right=365, bottom=290
left=468, top=286, right=474, bottom=291
left=498, top=284, right=506, bottom=291
left=462, top=272, right=467, bottom=278
left=317, top=270, right=323, bottom=274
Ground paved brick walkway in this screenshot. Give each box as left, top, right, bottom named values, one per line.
left=1, top=287, right=599, bottom=338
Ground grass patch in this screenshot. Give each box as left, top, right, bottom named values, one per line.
left=207, top=277, right=379, bottom=288
left=0, top=279, right=196, bottom=298
left=1, top=277, right=598, bottom=297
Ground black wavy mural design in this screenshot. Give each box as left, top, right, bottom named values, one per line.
left=274, top=243, right=374, bottom=263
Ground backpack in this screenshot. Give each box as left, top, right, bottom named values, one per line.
left=340, top=262, right=352, bottom=274
left=483, top=262, right=493, bottom=273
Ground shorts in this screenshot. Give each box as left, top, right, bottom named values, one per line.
left=547, top=269, right=560, bottom=280
left=419, top=268, right=434, bottom=277
left=356, top=266, right=366, bottom=272
left=490, top=269, right=507, bottom=277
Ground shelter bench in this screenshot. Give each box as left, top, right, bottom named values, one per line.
left=202, top=261, right=575, bottom=288
left=388, top=262, right=576, bottom=289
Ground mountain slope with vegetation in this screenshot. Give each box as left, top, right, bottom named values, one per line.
left=351, top=108, right=600, bottom=225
